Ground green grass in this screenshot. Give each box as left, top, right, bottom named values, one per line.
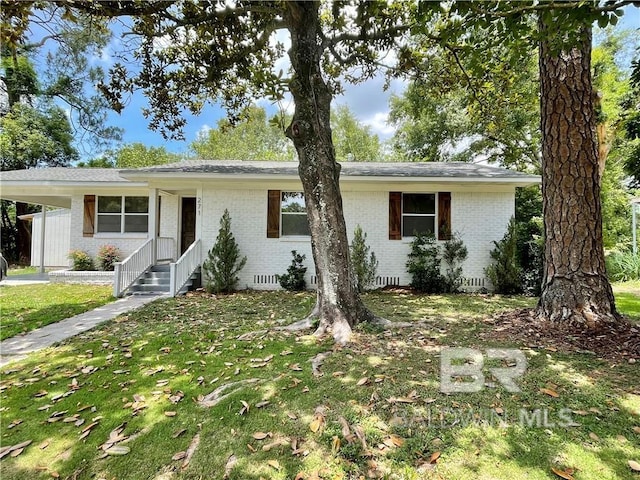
left=6, top=266, right=39, bottom=276
left=0, top=291, right=637, bottom=480
left=0, top=284, right=114, bottom=340
left=613, top=280, right=640, bottom=321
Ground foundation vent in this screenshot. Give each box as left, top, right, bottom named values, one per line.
left=462, top=277, right=486, bottom=288
left=253, top=274, right=279, bottom=285
left=375, top=276, right=401, bottom=287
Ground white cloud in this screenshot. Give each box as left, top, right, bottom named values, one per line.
left=196, top=123, right=212, bottom=139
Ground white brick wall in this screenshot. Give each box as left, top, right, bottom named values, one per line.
left=66, top=185, right=514, bottom=290
left=70, top=194, right=150, bottom=265
left=198, top=186, right=514, bottom=291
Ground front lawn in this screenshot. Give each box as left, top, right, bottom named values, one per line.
left=0, top=291, right=637, bottom=480
left=0, top=284, right=114, bottom=340
left=613, top=281, right=640, bottom=321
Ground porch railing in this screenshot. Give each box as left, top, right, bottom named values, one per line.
left=113, top=238, right=154, bottom=298
left=157, top=237, right=176, bottom=262
left=169, top=239, right=202, bottom=297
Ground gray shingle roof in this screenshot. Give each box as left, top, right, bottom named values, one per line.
left=0, top=167, right=128, bottom=182
left=121, top=160, right=539, bottom=180
left=1, top=161, right=540, bottom=183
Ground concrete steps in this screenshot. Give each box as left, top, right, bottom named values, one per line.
left=128, top=264, right=200, bottom=295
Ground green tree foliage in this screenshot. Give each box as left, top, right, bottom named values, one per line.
left=191, top=105, right=295, bottom=161
left=515, top=186, right=544, bottom=295
left=350, top=225, right=378, bottom=292
left=1, top=4, right=122, bottom=151
left=485, top=218, right=522, bottom=294
left=202, top=210, right=247, bottom=294
left=114, top=143, right=180, bottom=168
left=389, top=32, right=540, bottom=169
left=279, top=250, right=307, bottom=291
left=441, top=234, right=468, bottom=293
left=622, top=50, right=640, bottom=186
left=332, top=105, right=382, bottom=162
left=406, top=233, right=443, bottom=293
left=77, top=143, right=180, bottom=168
left=0, top=103, right=78, bottom=170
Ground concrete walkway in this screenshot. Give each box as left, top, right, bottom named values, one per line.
left=0, top=272, right=51, bottom=285
left=0, top=293, right=166, bottom=367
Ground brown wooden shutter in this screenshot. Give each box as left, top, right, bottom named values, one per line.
left=83, top=195, right=96, bottom=237
left=389, top=192, right=402, bottom=240
left=267, top=190, right=281, bottom=238
left=438, top=192, right=452, bottom=240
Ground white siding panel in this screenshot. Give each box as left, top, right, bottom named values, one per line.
left=30, top=209, right=71, bottom=267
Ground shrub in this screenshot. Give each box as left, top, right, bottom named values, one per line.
left=279, top=250, right=307, bottom=291
left=202, top=209, right=247, bottom=293
left=96, top=244, right=121, bottom=271
left=406, top=233, right=443, bottom=293
left=68, top=250, right=95, bottom=271
left=606, top=250, right=640, bottom=282
left=485, top=218, right=522, bottom=294
left=441, top=233, right=468, bottom=293
left=350, top=225, right=378, bottom=292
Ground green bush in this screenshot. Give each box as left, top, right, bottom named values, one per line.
left=202, top=209, right=247, bottom=293
left=441, top=233, right=468, bottom=293
left=350, top=225, right=378, bottom=292
left=68, top=250, right=95, bottom=271
left=96, top=244, right=121, bottom=271
left=279, top=250, right=307, bottom=291
left=485, top=218, right=522, bottom=294
left=606, top=250, right=640, bottom=281
left=406, top=233, right=443, bottom=293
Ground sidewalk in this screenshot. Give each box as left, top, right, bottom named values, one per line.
left=0, top=272, right=51, bottom=285
left=0, top=293, right=166, bottom=367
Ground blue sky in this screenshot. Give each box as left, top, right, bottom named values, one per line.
left=28, top=6, right=640, bottom=160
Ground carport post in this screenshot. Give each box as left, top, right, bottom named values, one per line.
left=39, top=205, right=47, bottom=273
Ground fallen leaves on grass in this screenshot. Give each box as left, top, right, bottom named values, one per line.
left=629, top=460, right=640, bottom=472
left=540, top=388, right=560, bottom=398
left=0, top=440, right=32, bottom=459
left=551, top=466, right=575, bottom=479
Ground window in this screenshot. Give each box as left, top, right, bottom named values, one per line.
left=267, top=190, right=310, bottom=238
left=389, top=192, right=450, bottom=240
left=402, top=193, right=435, bottom=236
left=281, top=192, right=310, bottom=236
left=96, top=196, right=149, bottom=234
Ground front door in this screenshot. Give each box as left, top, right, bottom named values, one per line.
left=180, top=197, right=196, bottom=255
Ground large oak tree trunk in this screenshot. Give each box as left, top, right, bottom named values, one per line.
left=537, top=19, right=620, bottom=329
left=284, top=1, right=375, bottom=344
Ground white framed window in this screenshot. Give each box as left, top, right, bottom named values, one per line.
left=281, top=191, right=310, bottom=236
left=97, top=196, right=149, bottom=234
left=402, top=193, right=436, bottom=237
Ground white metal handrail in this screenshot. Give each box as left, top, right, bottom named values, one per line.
left=169, top=239, right=202, bottom=297
left=113, top=238, right=154, bottom=297
left=157, top=237, right=176, bottom=262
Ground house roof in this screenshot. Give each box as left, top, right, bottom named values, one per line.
left=0, top=167, right=128, bottom=182
left=120, top=160, right=540, bottom=182
left=0, top=161, right=540, bottom=208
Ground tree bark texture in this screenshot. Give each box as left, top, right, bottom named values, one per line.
left=537, top=19, right=620, bottom=328
left=284, top=1, right=374, bottom=344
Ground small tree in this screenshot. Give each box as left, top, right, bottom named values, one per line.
left=485, top=218, right=522, bottom=294
left=279, top=251, right=307, bottom=291
left=441, top=234, right=468, bottom=293
left=96, top=244, right=121, bottom=271
left=406, top=233, right=443, bottom=293
left=350, top=225, right=378, bottom=293
left=202, top=210, right=247, bottom=294
left=68, top=250, right=94, bottom=271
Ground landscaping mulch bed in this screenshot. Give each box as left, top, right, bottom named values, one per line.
left=484, top=307, right=640, bottom=362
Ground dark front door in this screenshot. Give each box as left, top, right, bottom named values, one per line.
left=180, top=197, right=196, bottom=255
